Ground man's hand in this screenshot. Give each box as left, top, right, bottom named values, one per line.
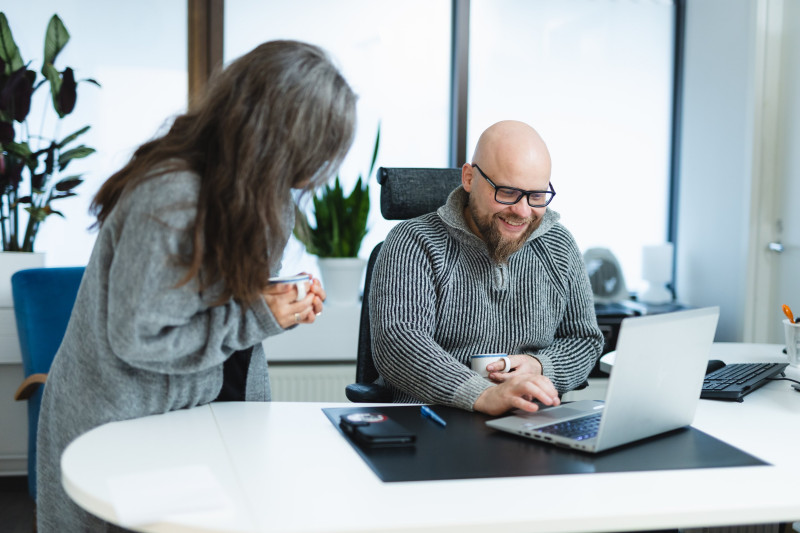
left=485, top=354, right=543, bottom=383
left=472, top=372, right=560, bottom=416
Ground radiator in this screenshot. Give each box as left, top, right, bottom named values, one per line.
left=683, top=525, right=788, bottom=533
left=269, top=363, right=355, bottom=402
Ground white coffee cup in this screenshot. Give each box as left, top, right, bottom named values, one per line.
left=470, top=353, right=511, bottom=378
left=268, top=274, right=311, bottom=301
left=783, top=319, right=800, bottom=367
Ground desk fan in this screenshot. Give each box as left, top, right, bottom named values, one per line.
left=583, top=247, right=628, bottom=303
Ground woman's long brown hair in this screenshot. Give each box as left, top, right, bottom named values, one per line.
left=90, top=41, right=357, bottom=307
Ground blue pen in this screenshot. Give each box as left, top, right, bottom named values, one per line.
left=420, top=405, right=447, bottom=427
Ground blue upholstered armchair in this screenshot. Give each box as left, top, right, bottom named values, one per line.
left=12, top=266, right=85, bottom=501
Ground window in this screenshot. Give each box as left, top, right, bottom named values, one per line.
left=8, top=1, right=676, bottom=291
left=468, top=0, right=675, bottom=290
left=225, top=0, right=452, bottom=276
left=2, top=2, right=187, bottom=266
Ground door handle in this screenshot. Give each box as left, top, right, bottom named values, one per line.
left=768, top=242, right=784, bottom=253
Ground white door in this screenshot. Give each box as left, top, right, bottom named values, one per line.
left=770, top=0, right=800, bottom=341
left=746, top=0, right=800, bottom=343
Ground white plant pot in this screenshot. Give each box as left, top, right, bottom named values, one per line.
left=0, top=251, right=45, bottom=365
left=317, top=257, right=366, bottom=306
left=0, top=252, right=46, bottom=307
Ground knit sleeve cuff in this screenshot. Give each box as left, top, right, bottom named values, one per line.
left=253, top=294, right=285, bottom=338
left=453, top=374, right=494, bottom=411
left=526, top=352, right=556, bottom=384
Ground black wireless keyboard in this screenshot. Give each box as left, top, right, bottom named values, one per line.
left=701, top=362, right=788, bottom=402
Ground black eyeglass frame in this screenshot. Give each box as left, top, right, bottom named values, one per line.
left=472, top=164, right=556, bottom=208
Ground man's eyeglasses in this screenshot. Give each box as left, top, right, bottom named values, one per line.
left=472, top=164, right=556, bottom=208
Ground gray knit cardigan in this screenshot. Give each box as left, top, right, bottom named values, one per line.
left=370, top=186, right=604, bottom=411
left=36, top=170, right=289, bottom=532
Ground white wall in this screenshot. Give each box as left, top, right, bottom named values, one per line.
left=676, top=0, right=758, bottom=341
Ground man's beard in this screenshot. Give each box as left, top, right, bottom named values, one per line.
left=469, top=202, right=538, bottom=264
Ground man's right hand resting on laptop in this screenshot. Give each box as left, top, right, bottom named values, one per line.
left=474, top=369, right=561, bottom=415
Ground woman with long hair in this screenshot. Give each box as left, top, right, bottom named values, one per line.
left=36, top=40, right=357, bottom=531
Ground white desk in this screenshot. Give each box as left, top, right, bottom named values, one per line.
left=599, top=341, right=796, bottom=375
left=62, top=344, right=800, bottom=533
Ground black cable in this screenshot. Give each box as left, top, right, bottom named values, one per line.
left=766, top=376, right=800, bottom=386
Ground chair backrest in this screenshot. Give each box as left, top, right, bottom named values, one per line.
left=355, top=168, right=462, bottom=385
left=355, top=242, right=383, bottom=384
left=377, top=167, right=463, bottom=220
left=11, top=266, right=84, bottom=500
left=12, top=267, right=85, bottom=378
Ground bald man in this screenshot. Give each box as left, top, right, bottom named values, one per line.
left=369, top=120, right=604, bottom=415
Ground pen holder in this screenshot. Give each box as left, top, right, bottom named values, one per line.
left=783, top=319, right=800, bottom=367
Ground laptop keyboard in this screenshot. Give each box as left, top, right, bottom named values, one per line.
left=531, top=412, right=602, bottom=441
left=701, top=362, right=788, bottom=401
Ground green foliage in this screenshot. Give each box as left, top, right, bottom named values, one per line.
left=0, top=13, right=100, bottom=252
left=294, top=127, right=380, bottom=258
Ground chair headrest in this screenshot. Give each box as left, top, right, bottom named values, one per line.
left=377, top=167, right=462, bottom=220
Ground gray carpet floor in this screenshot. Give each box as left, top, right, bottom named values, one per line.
left=0, top=476, right=35, bottom=533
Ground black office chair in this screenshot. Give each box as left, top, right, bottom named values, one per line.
left=345, top=167, right=463, bottom=402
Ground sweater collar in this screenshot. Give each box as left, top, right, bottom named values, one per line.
left=437, top=185, right=560, bottom=247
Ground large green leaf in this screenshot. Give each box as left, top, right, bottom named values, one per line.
left=43, top=15, right=69, bottom=66
left=368, top=124, right=380, bottom=176
left=0, top=13, right=24, bottom=73
left=58, top=145, right=95, bottom=170
left=57, top=125, right=90, bottom=148
left=4, top=141, right=38, bottom=172
left=54, top=175, right=82, bottom=192
left=4, top=140, right=32, bottom=159
left=41, top=62, right=63, bottom=117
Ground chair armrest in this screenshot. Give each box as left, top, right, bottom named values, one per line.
left=573, top=380, right=589, bottom=391
left=14, top=373, right=47, bottom=401
left=345, top=383, right=393, bottom=403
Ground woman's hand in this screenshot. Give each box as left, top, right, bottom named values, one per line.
left=263, top=275, right=326, bottom=329
left=308, top=277, right=326, bottom=315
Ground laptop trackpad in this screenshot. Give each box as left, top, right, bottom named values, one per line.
left=509, top=401, right=602, bottom=425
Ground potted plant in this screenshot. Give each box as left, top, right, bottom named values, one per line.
left=294, top=127, right=379, bottom=304
left=0, top=12, right=98, bottom=303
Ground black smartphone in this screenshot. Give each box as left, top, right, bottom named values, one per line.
left=339, top=412, right=416, bottom=448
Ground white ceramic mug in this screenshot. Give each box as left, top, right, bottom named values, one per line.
left=470, top=353, right=511, bottom=378
left=268, top=274, right=311, bottom=301
left=783, top=319, right=800, bottom=367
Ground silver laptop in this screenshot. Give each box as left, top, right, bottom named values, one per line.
left=486, top=307, right=720, bottom=453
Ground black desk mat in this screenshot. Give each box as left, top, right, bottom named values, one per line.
left=323, top=405, right=767, bottom=482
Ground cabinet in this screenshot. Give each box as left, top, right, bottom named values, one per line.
left=0, top=364, right=27, bottom=475
left=1, top=308, right=28, bottom=476
left=262, top=304, right=359, bottom=402
left=0, top=252, right=45, bottom=475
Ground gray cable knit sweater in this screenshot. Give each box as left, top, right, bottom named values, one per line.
left=36, top=170, right=289, bottom=532
left=370, top=186, right=604, bottom=411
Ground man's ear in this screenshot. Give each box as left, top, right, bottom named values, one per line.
left=462, top=163, right=474, bottom=192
